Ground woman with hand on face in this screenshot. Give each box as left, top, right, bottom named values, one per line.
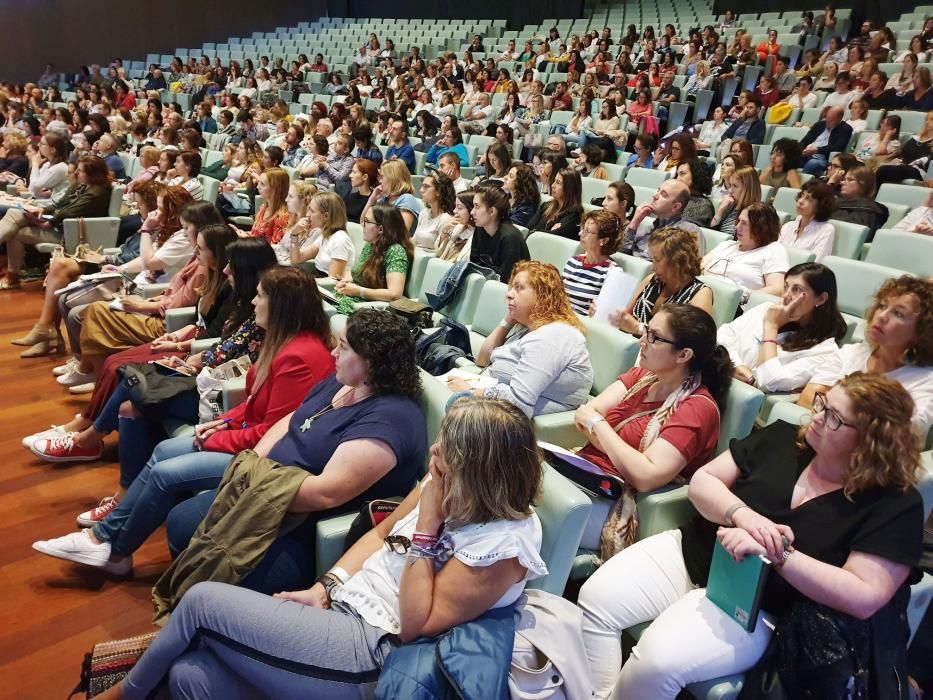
left=580, top=372, right=924, bottom=699
left=88, top=396, right=543, bottom=700
left=249, top=167, right=290, bottom=245
left=503, top=163, right=542, bottom=228
left=446, top=260, right=593, bottom=417
left=32, top=267, right=336, bottom=576
left=335, top=204, right=412, bottom=304
left=273, top=180, right=319, bottom=264
left=709, top=165, right=761, bottom=238
left=289, top=190, right=356, bottom=280
left=718, top=263, right=847, bottom=391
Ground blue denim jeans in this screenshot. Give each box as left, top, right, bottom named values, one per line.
left=92, top=435, right=232, bottom=557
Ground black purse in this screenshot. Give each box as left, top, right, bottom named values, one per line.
left=118, top=363, right=197, bottom=408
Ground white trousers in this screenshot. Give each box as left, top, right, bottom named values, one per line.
left=578, top=530, right=774, bottom=700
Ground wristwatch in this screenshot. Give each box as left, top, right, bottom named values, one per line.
left=585, top=414, right=606, bottom=434
left=314, top=572, right=343, bottom=603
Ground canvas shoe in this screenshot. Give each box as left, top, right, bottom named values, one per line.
left=52, top=357, right=80, bottom=377
left=69, top=382, right=96, bottom=395
left=76, top=495, right=119, bottom=528
left=22, top=425, right=69, bottom=450
left=32, top=530, right=132, bottom=576
left=56, top=367, right=95, bottom=387
left=30, top=434, right=103, bottom=463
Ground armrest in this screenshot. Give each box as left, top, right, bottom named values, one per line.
left=165, top=306, right=196, bottom=333
left=221, top=377, right=248, bottom=411
left=138, top=283, right=170, bottom=299
left=315, top=512, right=359, bottom=576
left=190, top=338, right=218, bottom=354
left=533, top=411, right=587, bottom=450
left=635, top=484, right=694, bottom=540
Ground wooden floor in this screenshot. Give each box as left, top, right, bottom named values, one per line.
left=0, top=287, right=168, bottom=699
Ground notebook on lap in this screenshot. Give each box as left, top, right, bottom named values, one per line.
left=705, top=540, right=770, bottom=633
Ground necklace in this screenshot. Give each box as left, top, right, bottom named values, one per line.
left=298, top=386, right=365, bottom=432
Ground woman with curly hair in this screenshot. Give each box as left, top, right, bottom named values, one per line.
left=760, top=138, right=803, bottom=192
left=412, top=171, right=456, bottom=250
left=797, top=276, right=933, bottom=439
left=33, top=267, right=340, bottom=578
left=503, top=163, right=541, bottom=227
left=446, top=260, right=593, bottom=416
left=336, top=203, right=413, bottom=304
left=778, top=180, right=837, bottom=261
left=582, top=371, right=923, bottom=698
left=675, top=157, right=715, bottom=227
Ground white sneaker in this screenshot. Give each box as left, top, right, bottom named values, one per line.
left=52, top=357, right=80, bottom=377
left=21, top=425, right=69, bottom=450
left=32, top=529, right=133, bottom=575
left=69, top=382, right=96, bottom=395
left=57, top=367, right=95, bottom=387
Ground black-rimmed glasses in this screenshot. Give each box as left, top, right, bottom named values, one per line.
left=812, top=392, right=856, bottom=431
left=641, top=324, right=679, bottom=346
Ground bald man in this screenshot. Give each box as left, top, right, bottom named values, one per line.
left=621, top=179, right=705, bottom=260
left=799, top=106, right=853, bottom=176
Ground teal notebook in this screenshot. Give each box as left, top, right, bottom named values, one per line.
left=705, top=540, right=770, bottom=633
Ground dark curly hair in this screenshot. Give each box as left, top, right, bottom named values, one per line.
left=425, top=170, right=457, bottom=215
left=681, top=157, right=712, bottom=196
left=771, top=138, right=803, bottom=171
left=345, top=308, right=422, bottom=399
left=798, top=179, right=836, bottom=221
left=509, top=163, right=541, bottom=209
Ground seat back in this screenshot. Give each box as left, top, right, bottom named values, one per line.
left=771, top=187, right=800, bottom=216
left=404, top=248, right=434, bottom=297
left=445, top=273, right=487, bottom=326
left=416, top=257, right=453, bottom=304
left=347, top=221, right=365, bottom=252
left=581, top=177, right=610, bottom=203
left=866, top=230, right=933, bottom=276
left=469, top=280, right=509, bottom=337
left=62, top=218, right=121, bottom=253
left=625, top=167, right=668, bottom=189
left=610, top=252, right=653, bottom=282
left=785, top=246, right=816, bottom=266
left=198, top=175, right=221, bottom=204
left=823, top=255, right=910, bottom=317
left=718, top=380, right=765, bottom=455
left=877, top=183, right=929, bottom=209
left=526, top=231, right=582, bottom=272
left=526, top=466, right=592, bottom=595
left=418, top=368, right=451, bottom=457
left=699, top=227, right=731, bottom=253
left=698, top=274, right=743, bottom=328
left=107, top=185, right=125, bottom=217
left=580, top=315, right=641, bottom=394
left=828, top=218, right=869, bottom=260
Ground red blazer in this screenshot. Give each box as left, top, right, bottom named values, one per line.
left=203, top=331, right=335, bottom=454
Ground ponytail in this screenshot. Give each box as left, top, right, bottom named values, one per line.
left=663, top=304, right=735, bottom=412
left=700, top=344, right=735, bottom=412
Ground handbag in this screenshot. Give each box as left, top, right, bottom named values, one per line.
left=196, top=355, right=253, bottom=422
left=344, top=498, right=404, bottom=550
left=388, top=297, right=434, bottom=330
left=509, top=630, right=566, bottom=700
left=118, top=362, right=197, bottom=408
left=69, top=631, right=158, bottom=698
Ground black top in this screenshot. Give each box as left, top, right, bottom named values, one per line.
left=525, top=203, right=583, bottom=240
left=201, top=283, right=235, bottom=339
left=862, top=88, right=899, bottom=111
left=470, top=221, right=530, bottom=281
left=681, top=421, right=923, bottom=616
left=342, top=190, right=369, bottom=224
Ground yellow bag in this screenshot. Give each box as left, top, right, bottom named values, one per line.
left=767, top=103, right=794, bottom=125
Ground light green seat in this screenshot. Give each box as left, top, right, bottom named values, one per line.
left=771, top=187, right=800, bottom=216
left=404, top=248, right=434, bottom=298
left=698, top=274, right=743, bottom=328
left=877, top=183, right=930, bottom=209
left=463, top=280, right=509, bottom=356
left=785, top=246, right=816, bottom=266
left=699, top=227, right=731, bottom=254
left=865, top=230, right=933, bottom=276
left=581, top=177, right=611, bottom=203
left=828, top=218, right=869, bottom=260
left=198, top=175, right=221, bottom=204
left=625, top=167, right=669, bottom=189
left=526, top=231, right=582, bottom=271
left=60, top=217, right=121, bottom=253
left=823, top=255, right=910, bottom=319
left=611, top=252, right=653, bottom=282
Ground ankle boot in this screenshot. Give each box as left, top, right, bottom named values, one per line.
left=21, top=330, right=64, bottom=358
left=0, top=272, right=20, bottom=290
left=12, top=324, right=48, bottom=346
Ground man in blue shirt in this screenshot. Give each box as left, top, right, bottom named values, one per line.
left=92, top=134, right=125, bottom=180
left=385, top=119, right=415, bottom=173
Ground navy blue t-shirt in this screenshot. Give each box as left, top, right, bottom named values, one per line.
left=268, top=374, right=427, bottom=504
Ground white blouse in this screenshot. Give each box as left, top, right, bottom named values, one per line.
left=413, top=209, right=453, bottom=250
left=779, top=217, right=836, bottom=262
left=703, top=240, right=789, bottom=292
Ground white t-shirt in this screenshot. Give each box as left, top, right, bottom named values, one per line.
left=822, top=91, right=856, bottom=110
left=810, top=342, right=933, bottom=438
left=703, top=240, right=789, bottom=292
left=787, top=92, right=818, bottom=109
left=779, top=217, right=836, bottom=262
left=717, top=301, right=840, bottom=392
left=333, top=494, right=546, bottom=634
left=305, top=228, right=355, bottom=275
left=413, top=209, right=453, bottom=250
left=134, top=229, right=193, bottom=284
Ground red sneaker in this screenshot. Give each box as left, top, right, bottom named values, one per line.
left=76, top=495, right=120, bottom=528
left=29, top=434, right=103, bottom=463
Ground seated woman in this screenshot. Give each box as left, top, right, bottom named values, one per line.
left=59, top=200, right=225, bottom=390
left=718, top=263, right=847, bottom=392
left=676, top=157, right=715, bottom=227
left=0, top=155, right=112, bottom=289
left=575, top=144, right=609, bottom=180
left=580, top=371, right=923, bottom=699
left=33, top=266, right=336, bottom=573
left=16, top=132, right=70, bottom=203
left=85, top=396, right=541, bottom=699
left=572, top=304, right=731, bottom=553
left=601, top=180, right=635, bottom=229
left=412, top=171, right=455, bottom=250
left=271, top=180, right=319, bottom=264
left=361, top=159, right=422, bottom=233
left=535, top=150, right=568, bottom=196
left=525, top=168, right=583, bottom=239
left=894, top=187, right=933, bottom=234
left=562, top=209, right=622, bottom=315
left=435, top=190, right=476, bottom=263
left=711, top=154, right=737, bottom=199
left=874, top=110, right=933, bottom=188
left=709, top=165, right=761, bottom=239
left=831, top=165, right=889, bottom=240
left=342, top=158, right=378, bottom=224
left=124, top=186, right=196, bottom=286
left=855, top=114, right=901, bottom=166
left=168, top=150, right=205, bottom=200
left=250, top=167, right=290, bottom=245
left=334, top=204, right=412, bottom=306
left=446, top=260, right=593, bottom=416
left=778, top=180, right=837, bottom=261
left=287, top=191, right=355, bottom=280
left=11, top=182, right=164, bottom=359
left=703, top=202, right=789, bottom=299
left=605, top=227, right=713, bottom=335
left=798, top=275, right=933, bottom=439
left=503, top=163, right=541, bottom=228
left=759, top=138, right=803, bottom=192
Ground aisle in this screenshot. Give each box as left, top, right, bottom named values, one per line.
left=0, top=287, right=169, bottom=699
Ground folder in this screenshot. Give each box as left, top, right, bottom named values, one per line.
left=705, top=539, right=770, bottom=633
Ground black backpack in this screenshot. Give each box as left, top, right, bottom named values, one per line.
left=415, top=318, right=473, bottom=376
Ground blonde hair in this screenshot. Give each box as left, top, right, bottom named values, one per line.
left=139, top=145, right=161, bottom=167
left=311, top=191, right=348, bottom=240
left=730, top=165, right=762, bottom=212
left=441, top=398, right=542, bottom=523
left=510, top=260, right=585, bottom=333
left=261, top=167, right=290, bottom=215
left=379, top=158, right=414, bottom=197
left=797, top=372, right=922, bottom=498
left=287, top=180, right=318, bottom=224
left=648, top=227, right=702, bottom=279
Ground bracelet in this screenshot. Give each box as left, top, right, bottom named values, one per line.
left=760, top=338, right=779, bottom=345
left=585, top=414, right=606, bottom=434
left=723, top=502, right=749, bottom=527
left=359, top=287, right=366, bottom=300
left=407, top=544, right=438, bottom=560
left=499, top=319, right=513, bottom=329
left=411, top=532, right=439, bottom=549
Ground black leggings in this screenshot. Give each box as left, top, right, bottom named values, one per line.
left=874, top=164, right=924, bottom=187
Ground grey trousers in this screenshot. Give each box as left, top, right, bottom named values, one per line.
left=123, top=581, right=398, bottom=700
left=58, top=294, right=89, bottom=358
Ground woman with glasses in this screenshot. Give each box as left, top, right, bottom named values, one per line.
left=703, top=201, right=789, bottom=299
left=626, top=133, right=656, bottom=170
left=830, top=164, right=889, bottom=240
left=718, top=263, right=847, bottom=392
left=580, top=371, right=923, bottom=699
left=90, top=396, right=542, bottom=700
left=778, top=180, right=837, bottom=261
left=797, top=275, right=933, bottom=439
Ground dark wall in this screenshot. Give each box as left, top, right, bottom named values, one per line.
left=0, top=0, right=327, bottom=83
left=346, top=0, right=584, bottom=29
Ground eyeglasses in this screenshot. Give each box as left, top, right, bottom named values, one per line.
left=362, top=217, right=377, bottom=225
left=641, top=324, right=679, bottom=346
left=811, top=392, right=856, bottom=431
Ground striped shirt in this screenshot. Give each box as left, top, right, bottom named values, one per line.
left=562, top=255, right=616, bottom=315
